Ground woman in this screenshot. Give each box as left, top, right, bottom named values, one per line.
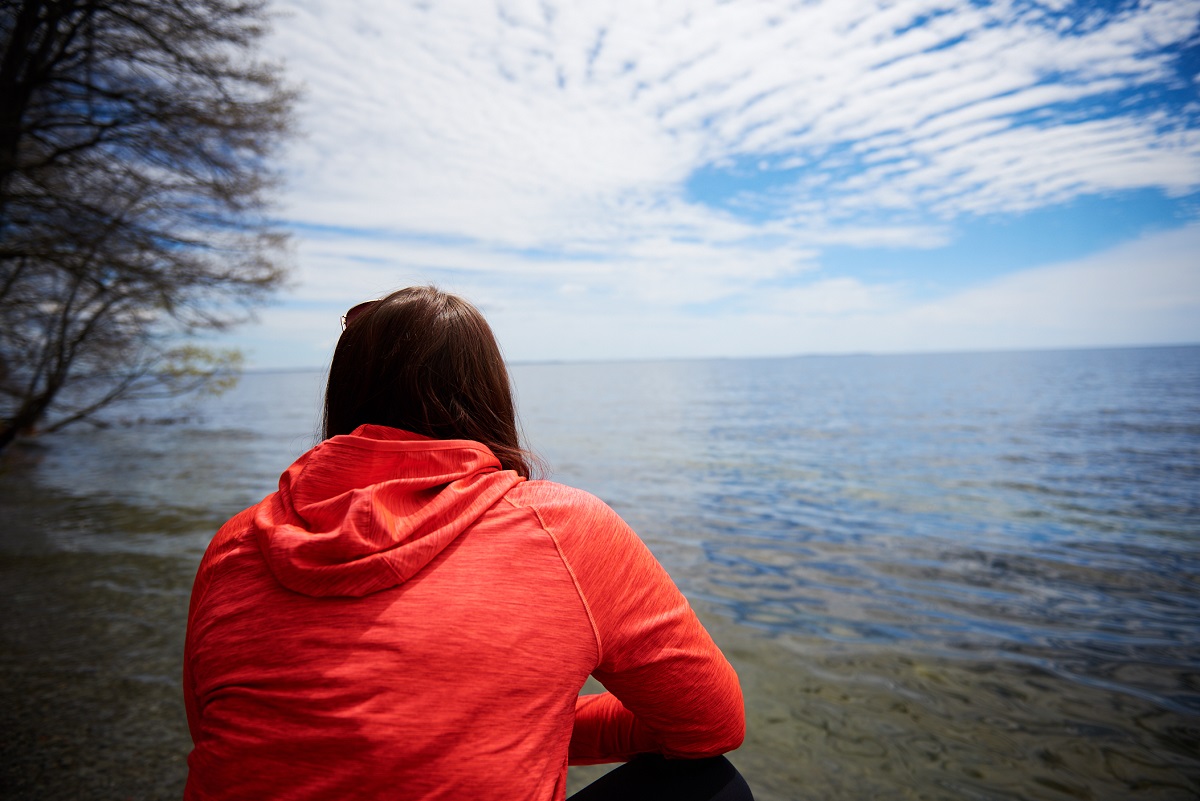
left=183, top=286, right=750, bottom=800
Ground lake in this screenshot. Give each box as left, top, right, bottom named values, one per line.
left=1, top=345, right=1197, bottom=799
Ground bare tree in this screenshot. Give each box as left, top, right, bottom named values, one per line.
left=0, top=0, right=296, bottom=452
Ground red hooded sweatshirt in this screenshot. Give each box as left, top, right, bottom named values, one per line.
left=183, top=425, right=744, bottom=800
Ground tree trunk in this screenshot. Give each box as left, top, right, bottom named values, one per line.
left=0, top=388, right=55, bottom=453
left=0, top=0, right=52, bottom=203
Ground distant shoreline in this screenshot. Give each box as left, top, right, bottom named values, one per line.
left=242, top=340, right=1200, bottom=374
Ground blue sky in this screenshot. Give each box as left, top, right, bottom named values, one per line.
left=229, top=0, right=1200, bottom=368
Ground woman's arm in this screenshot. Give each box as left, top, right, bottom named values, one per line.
left=530, top=486, right=745, bottom=764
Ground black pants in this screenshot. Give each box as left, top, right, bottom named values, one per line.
left=568, top=755, right=753, bottom=801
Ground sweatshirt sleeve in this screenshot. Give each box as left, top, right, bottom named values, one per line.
left=183, top=506, right=258, bottom=745
left=527, top=485, right=745, bottom=765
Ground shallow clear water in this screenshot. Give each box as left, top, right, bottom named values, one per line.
left=1, top=346, right=1198, bottom=799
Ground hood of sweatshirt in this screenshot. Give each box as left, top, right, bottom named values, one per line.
left=254, top=424, right=524, bottom=597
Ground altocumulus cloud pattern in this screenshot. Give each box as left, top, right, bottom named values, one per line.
left=241, top=0, right=1200, bottom=366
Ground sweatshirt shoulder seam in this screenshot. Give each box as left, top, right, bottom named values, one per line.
left=502, top=494, right=604, bottom=664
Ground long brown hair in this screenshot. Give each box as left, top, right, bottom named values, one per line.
left=323, top=286, right=535, bottom=477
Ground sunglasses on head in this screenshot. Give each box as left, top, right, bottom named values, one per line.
left=341, top=300, right=378, bottom=330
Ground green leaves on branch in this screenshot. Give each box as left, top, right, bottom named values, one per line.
left=157, top=346, right=245, bottom=397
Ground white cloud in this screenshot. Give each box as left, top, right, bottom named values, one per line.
left=266, top=0, right=1200, bottom=248
left=234, top=223, right=1200, bottom=367
left=895, top=223, right=1200, bottom=350
left=497, top=222, right=1200, bottom=362
left=227, top=0, right=1200, bottom=365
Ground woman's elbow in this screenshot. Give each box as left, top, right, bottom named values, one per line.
left=710, top=707, right=746, bottom=754
left=667, top=706, right=746, bottom=759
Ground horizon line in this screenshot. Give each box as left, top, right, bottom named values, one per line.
left=240, top=340, right=1200, bottom=374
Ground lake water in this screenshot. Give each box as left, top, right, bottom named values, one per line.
left=1, top=345, right=1197, bottom=799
